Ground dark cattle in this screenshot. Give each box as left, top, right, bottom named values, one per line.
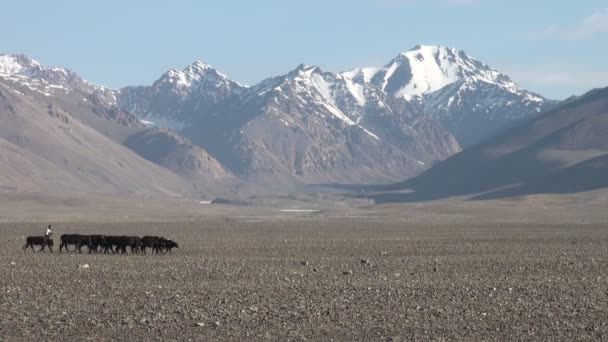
left=60, top=234, right=91, bottom=253
left=76, top=236, right=92, bottom=253
left=112, top=236, right=142, bottom=254
left=141, top=236, right=163, bottom=255
left=28, top=234, right=176, bottom=256
left=128, top=236, right=143, bottom=254
left=103, top=235, right=121, bottom=254
left=160, top=239, right=179, bottom=254
left=23, top=236, right=54, bottom=253
left=106, top=235, right=124, bottom=254
left=88, top=235, right=107, bottom=254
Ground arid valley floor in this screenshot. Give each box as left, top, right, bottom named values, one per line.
left=1, top=196, right=608, bottom=341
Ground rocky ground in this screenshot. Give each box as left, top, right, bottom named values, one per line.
left=1, top=218, right=608, bottom=341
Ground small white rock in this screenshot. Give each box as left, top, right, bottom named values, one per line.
left=78, top=264, right=90, bottom=269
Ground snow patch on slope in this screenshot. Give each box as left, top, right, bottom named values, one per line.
left=396, top=46, right=461, bottom=99
left=0, top=55, right=30, bottom=75
left=0, top=54, right=116, bottom=102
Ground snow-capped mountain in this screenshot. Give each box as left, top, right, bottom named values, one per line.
left=118, top=61, right=460, bottom=184
left=391, top=86, right=608, bottom=202
left=366, top=45, right=509, bottom=99
left=115, top=45, right=553, bottom=184
left=0, top=54, right=235, bottom=196
left=118, top=61, right=245, bottom=130
left=0, top=54, right=117, bottom=105
left=341, top=45, right=553, bottom=146
left=1, top=45, right=555, bottom=187
left=246, top=64, right=380, bottom=139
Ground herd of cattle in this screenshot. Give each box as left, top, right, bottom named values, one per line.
left=23, top=234, right=178, bottom=255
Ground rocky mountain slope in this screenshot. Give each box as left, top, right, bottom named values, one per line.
left=0, top=46, right=557, bottom=196
left=0, top=77, right=190, bottom=196
left=342, top=45, right=554, bottom=146
left=116, top=45, right=552, bottom=185
left=369, top=86, right=608, bottom=203
left=0, top=54, right=234, bottom=197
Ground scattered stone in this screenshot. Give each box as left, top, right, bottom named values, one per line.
left=379, top=252, right=388, bottom=255
left=78, top=264, right=90, bottom=269
left=313, top=268, right=319, bottom=272
left=433, top=266, right=438, bottom=272
left=343, top=270, right=353, bottom=276
left=212, top=321, right=220, bottom=328
left=196, top=322, right=205, bottom=327
left=360, top=259, right=370, bottom=265
left=9, top=261, right=16, bottom=266
left=300, top=261, right=308, bottom=266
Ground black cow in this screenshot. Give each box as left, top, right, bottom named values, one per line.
left=102, top=235, right=120, bottom=254
left=111, top=236, right=142, bottom=254
left=88, top=235, right=107, bottom=254
left=23, top=236, right=54, bottom=253
left=60, top=234, right=90, bottom=253
left=160, top=239, right=179, bottom=254
left=141, top=236, right=162, bottom=255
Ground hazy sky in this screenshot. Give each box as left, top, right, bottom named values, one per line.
left=2, top=0, right=607, bottom=99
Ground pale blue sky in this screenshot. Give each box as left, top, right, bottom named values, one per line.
left=2, top=0, right=607, bottom=99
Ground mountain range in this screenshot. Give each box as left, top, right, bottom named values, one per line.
left=115, top=45, right=553, bottom=185
left=3, top=45, right=598, bottom=201
left=0, top=54, right=235, bottom=198
left=366, top=86, right=608, bottom=203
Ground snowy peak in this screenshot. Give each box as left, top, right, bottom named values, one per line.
left=0, top=53, right=116, bottom=103
left=117, top=60, right=247, bottom=131
left=116, top=45, right=551, bottom=155
left=0, top=54, right=42, bottom=75
left=155, top=60, right=244, bottom=96
left=253, top=64, right=325, bottom=97
left=289, top=64, right=323, bottom=77
left=0, top=53, right=77, bottom=83
left=186, top=60, right=214, bottom=73
left=365, top=45, right=518, bottom=100
left=152, top=61, right=246, bottom=103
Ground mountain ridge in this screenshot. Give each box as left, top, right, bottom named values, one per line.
left=1, top=46, right=560, bottom=195
left=366, top=86, right=608, bottom=203
left=0, top=54, right=237, bottom=198
left=113, top=45, right=551, bottom=184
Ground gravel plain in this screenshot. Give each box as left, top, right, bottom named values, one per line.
left=1, top=219, right=608, bottom=341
